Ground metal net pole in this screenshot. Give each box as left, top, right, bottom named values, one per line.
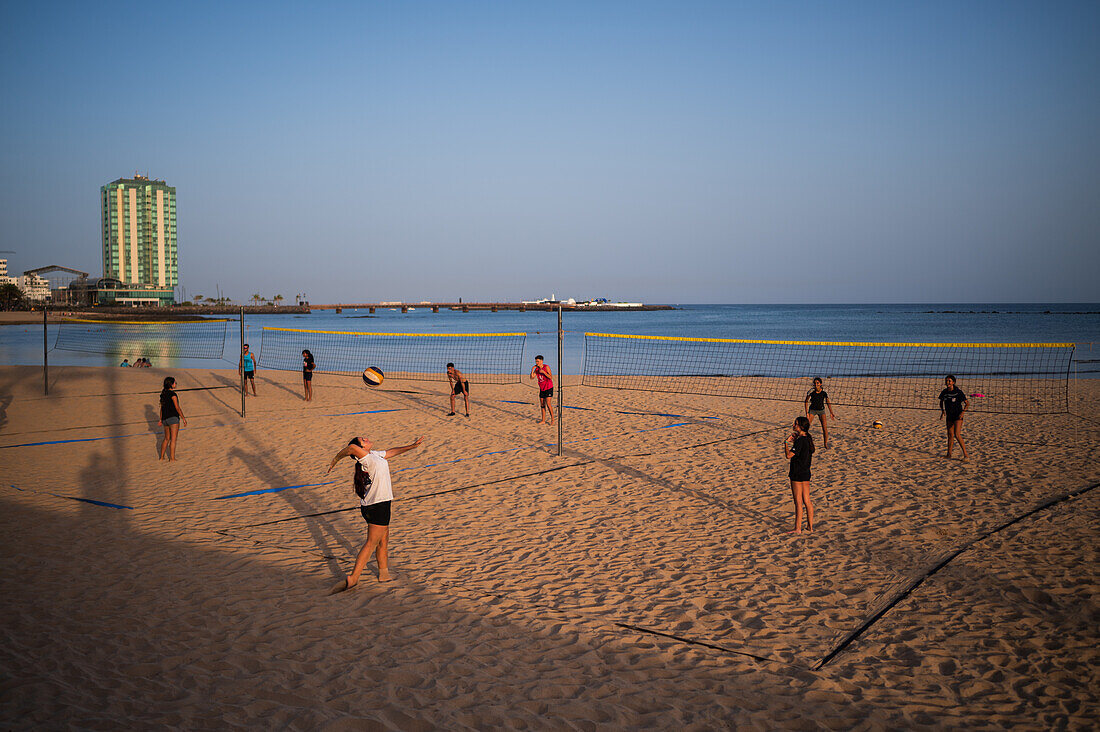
left=42, top=307, right=49, bottom=396
left=240, top=307, right=246, bottom=418
left=557, top=303, right=563, bottom=457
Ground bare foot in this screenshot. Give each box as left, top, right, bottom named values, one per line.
left=377, top=571, right=393, bottom=582
left=787, top=529, right=802, bottom=535
left=330, top=577, right=357, bottom=595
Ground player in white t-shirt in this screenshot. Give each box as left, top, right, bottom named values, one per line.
left=326, top=433, right=424, bottom=593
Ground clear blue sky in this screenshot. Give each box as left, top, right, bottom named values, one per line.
left=2, top=1, right=1098, bottom=303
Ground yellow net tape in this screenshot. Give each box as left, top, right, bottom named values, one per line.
left=584, top=332, right=1075, bottom=348
left=262, top=326, right=525, bottom=337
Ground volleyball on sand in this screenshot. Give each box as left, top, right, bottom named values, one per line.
left=872, top=420, right=884, bottom=429
left=362, top=367, right=385, bottom=387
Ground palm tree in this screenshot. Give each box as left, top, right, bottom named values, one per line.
left=252, top=293, right=262, bottom=306
left=193, top=295, right=204, bottom=305
left=273, top=294, right=284, bottom=308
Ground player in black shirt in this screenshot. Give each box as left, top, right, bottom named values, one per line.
left=783, top=416, right=815, bottom=534
left=938, top=374, right=969, bottom=461
left=803, top=377, right=836, bottom=448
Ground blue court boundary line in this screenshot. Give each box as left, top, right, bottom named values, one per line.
left=1, top=433, right=146, bottom=449
left=8, top=484, right=134, bottom=510
left=0, top=422, right=234, bottom=450
left=323, top=409, right=405, bottom=417
left=214, top=481, right=338, bottom=500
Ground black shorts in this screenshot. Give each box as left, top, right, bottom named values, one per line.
left=360, top=501, right=391, bottom=526
left=303, top=370, right=313, bottom=381
left=539, top=387, right=554, bottom=399
left=453, top=381, right=468, bottom=395
left=946, top=416, right=963, bottom=428
left=789, top=471, right=811, bottom=482
left=243, top=370, right=255, bottom=380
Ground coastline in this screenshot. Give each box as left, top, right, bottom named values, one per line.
left=1, top=363, right=1097, bottom=727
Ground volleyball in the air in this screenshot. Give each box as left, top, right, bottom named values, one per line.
left=362, top=367, right=385, bottom=387
left=872, top=420, right=883, bottom=429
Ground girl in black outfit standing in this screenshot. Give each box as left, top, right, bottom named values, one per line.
left=783, top=416, right=815, bottom=534
left=302, top=349, right=316, bottom=402
left=939, top=374, right=969, bottom=461
left=803, top=377, right=836, bottom=449
left=158, top=376, right=187, bottom=461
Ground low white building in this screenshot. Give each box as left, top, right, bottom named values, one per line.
left=0, top=259, right=15, bottom=286
left=17, top=272, right=50, bottom=301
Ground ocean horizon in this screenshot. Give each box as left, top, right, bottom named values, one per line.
left=3, top=302, right=1098, bottom=375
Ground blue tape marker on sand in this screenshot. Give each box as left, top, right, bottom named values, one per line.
left=324, top=409, right=404, bottom=417
left=59, top=496, right=134, bottom=510
left=8, top=484, right=133, bottom=510
left=0, top=433, right=145, bottom=449
left=214, top=480, right=337, bottom=500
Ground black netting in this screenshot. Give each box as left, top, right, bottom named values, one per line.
left=53, top=319, right=228, bottom=360
left=582, top=333, right=1073, bottom=414
left=257, top=327, right=527, bottom=384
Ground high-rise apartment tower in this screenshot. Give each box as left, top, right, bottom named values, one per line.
left=101, top=175, right=177, bottom=288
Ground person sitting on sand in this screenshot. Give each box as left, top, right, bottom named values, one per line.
left=939, top=374, right=969, bottom=461
left=446, top=362, right=470, bottom=417
left=804, top=377, right=836, bottom=449
left=783, top=416, right=815, bottom=534
left=530, top=355, right=555, bottom=425
left=120, top=359, right=131, bottom=367
left=326, top=433, right=424, bottom=593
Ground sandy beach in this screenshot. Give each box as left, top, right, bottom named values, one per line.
left=1, top=364, right=1097, bottom=729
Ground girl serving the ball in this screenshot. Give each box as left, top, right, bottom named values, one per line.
left=326, top=433, right=424, bottom=593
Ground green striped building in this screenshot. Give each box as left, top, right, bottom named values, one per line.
left=101, top=175, right=177, bottom=304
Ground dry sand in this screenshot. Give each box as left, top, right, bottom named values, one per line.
left=1, top=364, right=1097, bottom=729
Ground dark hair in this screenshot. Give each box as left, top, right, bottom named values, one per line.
left=243, top=344, right=250, bottom=349
left=303, top=349, right=314, bottom=364
left=812, top=377, right=822, bottom=384
left=535, top=355, right=544, bottom=361
left=795, top=416, right=811, bottom=433
left=446, top=362, right=455, bottom=368
left=945, top=374, right=956, bottom=383
left=348, top=437, right=371, bottom=499
left=162, top=376, right=175, bottom=390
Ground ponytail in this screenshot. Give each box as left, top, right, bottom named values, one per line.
left=348, top=437, right=372, bottom=499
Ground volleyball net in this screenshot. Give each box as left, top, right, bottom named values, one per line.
left=582, top=332, right=1075, bottom=414
left=257, top=327, right=528, bottom=384
left=53, top=318, right=229, bottom=360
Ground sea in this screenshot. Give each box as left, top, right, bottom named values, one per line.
left=2, top=303, right=1099, bottom=375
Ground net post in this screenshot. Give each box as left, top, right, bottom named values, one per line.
left=557, top=303, right=563, bottom=457
left=42, top=306, right=49, bottom=396
left=240, top=307, right=246, bottom=418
